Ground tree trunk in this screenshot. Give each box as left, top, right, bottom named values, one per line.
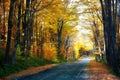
left=57, top=19, right=64, bottom=58
left=12, top=0, right=22, bottom=64
left=2, top=0, right=6, bottom=41
left=5, top=0, right=15, bottom=64
left=100, top=0, right=120, bottom=74
left=40, top=20, right=44, bottom=58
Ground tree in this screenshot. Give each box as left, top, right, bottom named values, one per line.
left=5, top=0, right=16, bottom=64
left=56, top=18, right=64, bottom=57
left=100, top=0, right=120, bottom=74
left=12, top=0, right=22, bottom=64
left=117, top=0, right=120, bottom=65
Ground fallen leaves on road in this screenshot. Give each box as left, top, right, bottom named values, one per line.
left=88, top=61, right=120, bottom=80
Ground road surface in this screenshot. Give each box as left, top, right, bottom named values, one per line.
left=15, top=56, right=90, bottom=80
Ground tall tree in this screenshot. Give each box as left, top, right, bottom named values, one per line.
left=5, top=0, right=16, bottom=63
left=117, top=0, right=120, bottom=64
left=12, top=0, right=22, bottom=64
left=100, top=0, right=120, bottom=74
left=57, top=18, right=64, bottom=58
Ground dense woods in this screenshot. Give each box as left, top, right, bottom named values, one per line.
left=0, top=0, right=80, bottom=66
left=1, top=0, right=120, bottom=77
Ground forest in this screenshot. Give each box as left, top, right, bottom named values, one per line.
left=0, top=0, right=120, bottom=78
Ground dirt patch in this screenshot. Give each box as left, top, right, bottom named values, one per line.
left=2, top=64, right=57, bottom=80
left=88, top=61, right=120, bottom=80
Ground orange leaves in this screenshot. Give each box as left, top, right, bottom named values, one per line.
left=44, top=0, right=53, bottom=3
left=43, top=43, right=57, bottom=60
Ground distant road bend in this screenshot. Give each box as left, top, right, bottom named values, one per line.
left=15, top=56, right=90, bottom=80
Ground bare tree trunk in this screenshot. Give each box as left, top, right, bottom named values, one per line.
left=40, top=20, right=44, bottom=58
left=12, top=0, right=22, bottom=64
left=5, top=0, right=16, bottom=64
left=57, top=19, right=64, bottom=58
left=100, top=0, right=120, bottom=74
left=2, top=0, right=6, bottom=41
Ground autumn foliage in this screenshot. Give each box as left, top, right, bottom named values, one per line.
left=0, top=0, right=81, bottom=65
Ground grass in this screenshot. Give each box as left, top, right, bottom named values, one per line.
left=99, top=59, right=107, bottom=65
left=0, top=56, right=61, bottom=77
left=57, top=58, right=67, bottom=63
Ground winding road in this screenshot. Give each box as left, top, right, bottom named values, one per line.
left=15, top=56, right=90, bottom=80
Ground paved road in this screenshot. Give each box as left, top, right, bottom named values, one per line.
left=15, top=56, right=90, bottom=80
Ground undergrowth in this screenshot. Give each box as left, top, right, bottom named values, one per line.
left=0, top=56, right=66, bottom=77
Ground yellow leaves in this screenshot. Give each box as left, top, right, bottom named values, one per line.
left=43, top=43, right=57, bottom=60
left=73, top=41, right=84, bottom=59
left=29, top=0, right=80, bottom=60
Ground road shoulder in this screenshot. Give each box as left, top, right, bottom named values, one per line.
left=88, top=61, right=120, bottom=80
